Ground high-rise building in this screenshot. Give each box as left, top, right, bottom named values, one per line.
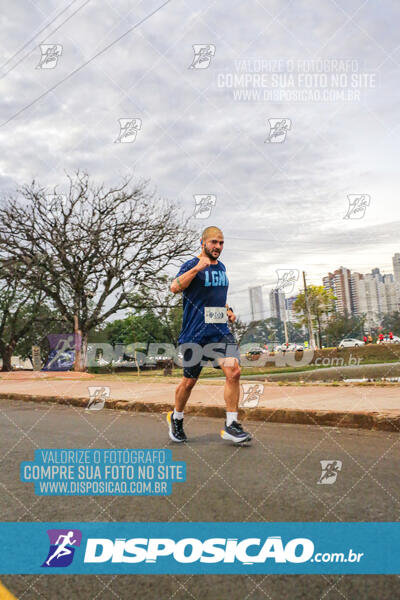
left=269, top=288, right=286, bottom=321
left=392, top=253, right=400, bottom=285
left=322, top=266, right=353, bottom=315
left=391, top=254, right=400, bottom=310
left=249, top=286, right=265, bottom=321
left=324, top=260, right=400, bottom=328
left=363, top=273, right=381, bottom=327
left=371, top=267, right=383, bottom=281
left=285, top=295, right=298, bottom=322
left=383, top=274, right=398, bottom=313
left=351, top=269, right=398, bottom=328
left=350, top=272, right=363, bottom=314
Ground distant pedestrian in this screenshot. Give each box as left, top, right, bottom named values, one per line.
left=363, top=335, right=367, bottom=344
left=389, top=331, right=394, bottom=340
left=378, top=333, right=384, bottom=343
left=368, top=335, right=373, bottom=344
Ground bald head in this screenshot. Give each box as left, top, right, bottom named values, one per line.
left=201, top=226, right=223, bottom=242
left=200, top=226, right=224, bottom=261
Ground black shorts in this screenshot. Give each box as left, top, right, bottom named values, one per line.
left=180, top=333, right=240, bottom=379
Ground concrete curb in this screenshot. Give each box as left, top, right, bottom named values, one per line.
left=1, top=392, right=400, bottom=433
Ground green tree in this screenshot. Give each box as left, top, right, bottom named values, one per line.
left=293, top=285, right=336, bottom=347
left=126, top=274, right=183, bottom=346
left=381, top=312, right=400, bottom=336
left=0, top=268, right=56, bottom=370
left=240, top=317, right=305, bottom=346
left=230, top=316, right=248, bottom=343
left=240, top=318, right=278, bottom=345
left=240, top=318, right=277, bottom=346
left=287, top=321, right=305, bottom=343
left=323, top=313, right=366, bottom=346
left=14, top=308, right=71, bottom=367
left=103, top=275, right=184, bottom=353
left=104, top=313, right=167, bottom=347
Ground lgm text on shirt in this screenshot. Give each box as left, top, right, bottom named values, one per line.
left=83, top=536, right=364, bottom=565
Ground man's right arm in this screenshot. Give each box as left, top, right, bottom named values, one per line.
left=170, top=257, right=211, bottom=293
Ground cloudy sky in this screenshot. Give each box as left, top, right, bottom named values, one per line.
left=1, top=0, right=399, bottom=321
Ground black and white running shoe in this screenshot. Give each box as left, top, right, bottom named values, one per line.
left=220, top=420, right=252, bottom=444
left=167, top=411, right=187, bottom=443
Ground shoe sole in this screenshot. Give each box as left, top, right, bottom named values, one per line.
left=220, top=429, right=252, bottom=444
left=167, top=411, right=186, bottom=443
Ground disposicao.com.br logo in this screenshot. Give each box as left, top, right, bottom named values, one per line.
left=42, top=529, right=82, bottom=567
left=82, top=536, right=363, bottom=565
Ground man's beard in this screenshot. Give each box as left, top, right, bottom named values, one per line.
left=204, top=246, right=219, bottom=260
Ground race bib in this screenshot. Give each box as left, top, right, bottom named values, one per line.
left=204, top=306, right=227, bottom=323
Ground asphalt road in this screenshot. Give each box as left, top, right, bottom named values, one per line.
left=1, top=399, right=400, bottom=599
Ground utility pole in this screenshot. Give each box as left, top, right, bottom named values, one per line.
left=74, top=314, right=82, bottom=372
left=283, top=303, right=289, bottom=345
left=127, top=308, right=140, bottom=376
left=302, top=271, right=316, bottom=349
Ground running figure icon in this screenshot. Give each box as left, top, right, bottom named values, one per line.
left=45, top=531, right=77, bottom=566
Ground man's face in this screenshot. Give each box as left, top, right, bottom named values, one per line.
left=203, top=234, right=224, bottom=260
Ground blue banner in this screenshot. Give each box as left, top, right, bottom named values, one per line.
left=0, top=522, right=399, bottom=574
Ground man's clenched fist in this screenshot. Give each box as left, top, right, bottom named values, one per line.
left=195, top=256, right=212, bottom=271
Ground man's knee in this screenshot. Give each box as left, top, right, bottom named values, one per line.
left=225, top=363, right=241, bottom=382
left=181, top=377, right=197, bottom=390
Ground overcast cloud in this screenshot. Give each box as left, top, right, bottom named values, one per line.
left=0, top=0, right=399, bottom=321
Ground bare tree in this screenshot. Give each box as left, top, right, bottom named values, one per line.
left=0, top=172, right=197, bottom=369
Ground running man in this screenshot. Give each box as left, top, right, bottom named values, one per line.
left=167, top=226, right=252, bottom=444
left=45, top=531, right=77, bottom=566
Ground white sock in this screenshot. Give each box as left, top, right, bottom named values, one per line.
left=226, top=412, right=238, bottom=426
left=173, top=410, right=184, bottom=420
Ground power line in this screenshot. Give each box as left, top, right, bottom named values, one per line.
left=0, top=0, right=172, bottom=128
left=0, top=0, right=84, bottom=75
left=1, top=0, right=92, bottom=81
